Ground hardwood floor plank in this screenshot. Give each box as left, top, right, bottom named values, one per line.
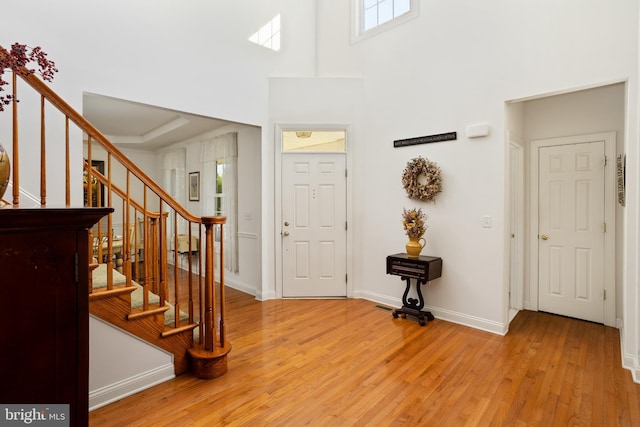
left=89, top=289, right=640, bottom=426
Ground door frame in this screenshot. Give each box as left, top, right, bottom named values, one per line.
left=274, top=124, right=354, bottom=299
left=509, top=141, right=525, bottom=318
left=528, top=132, right=616, bottom=326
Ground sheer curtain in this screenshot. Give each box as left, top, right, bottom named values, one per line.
left=201, top=132, right=238, bottom=273
left=162, top=148, right=187, bottom=235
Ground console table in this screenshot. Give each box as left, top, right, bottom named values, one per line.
left=386, top=253, right=442, bottom=326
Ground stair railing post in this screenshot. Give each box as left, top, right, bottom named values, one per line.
left=11, top=71, right=19, bottom=206
left=202, top=217, right=216, bottom=352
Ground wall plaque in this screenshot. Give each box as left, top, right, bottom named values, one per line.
left=394, top=132, right=457, bottom=148
left=617, top=154, right=625, bottom=207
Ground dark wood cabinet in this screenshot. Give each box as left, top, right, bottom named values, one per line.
left=0, top=207, right=111, bottom=427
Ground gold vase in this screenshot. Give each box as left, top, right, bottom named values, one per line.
left=0, top=144, right=10, bottom=202
left=406, top=236, right=426, bottom=259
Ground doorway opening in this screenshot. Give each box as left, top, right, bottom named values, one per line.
left=506, top=82, right=624, bottom=328
left=275, top=127, right=352, bottom=299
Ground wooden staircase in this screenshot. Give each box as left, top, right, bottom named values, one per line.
left=89, top=280, right=194, bottom=374
left=0, top=44, right=231, bottom=378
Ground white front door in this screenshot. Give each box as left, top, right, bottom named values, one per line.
left=538, top=141, right=605, bottom=323
left=281, top=153, right=347, bottom=297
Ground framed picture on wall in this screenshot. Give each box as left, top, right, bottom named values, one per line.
left=84, top=160, right=105, bottom=207
left=189, top=172, right=200, bottom=201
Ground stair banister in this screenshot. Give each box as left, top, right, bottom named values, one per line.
left=2, top=44, right=231, bottom=379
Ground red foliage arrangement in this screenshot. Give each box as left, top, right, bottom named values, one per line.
left=0, top=43, right=58, bottom=112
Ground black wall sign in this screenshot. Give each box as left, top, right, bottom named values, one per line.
left=394, top=132, right=457, bottom=148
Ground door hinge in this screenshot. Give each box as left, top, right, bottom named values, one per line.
left=345, top=221, right=348, bottom=231
left=602, top=222, right=607, bottom=233
left=346, top=274, right=348, bottom=283
left=604, top=155, right=608, bottom=166
left=603, top=289, right=606, bottom=300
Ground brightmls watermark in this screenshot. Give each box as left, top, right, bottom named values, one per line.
left=0, top=405, right=69, bottom=426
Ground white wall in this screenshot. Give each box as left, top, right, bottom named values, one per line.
left=89, top=316, right=174, bottom=411
left=3, top=0, right=640, bottom=375
left=309, top=0, right=639, bottom=335
left=2, top=0, right=317, bottom=202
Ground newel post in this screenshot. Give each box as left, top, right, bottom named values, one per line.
left=187, top=216, right=231, bottom=379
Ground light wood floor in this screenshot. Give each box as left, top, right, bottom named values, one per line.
left=89, top=288, right=640, bottom=426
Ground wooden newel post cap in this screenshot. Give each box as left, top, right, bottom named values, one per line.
left=201, top=216, right=226, bottom=226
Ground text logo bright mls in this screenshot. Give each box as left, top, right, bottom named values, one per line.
left=1, top=405, right=69, bottom=426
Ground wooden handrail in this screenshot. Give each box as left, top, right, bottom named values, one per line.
left=2, top=44, right=231, bottom=379
left=83, top=161, right=164, bottom=218
left=16, top=70, right=201, bottom=223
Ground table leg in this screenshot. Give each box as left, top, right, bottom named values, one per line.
left=392, top=277, right=434, bottom=326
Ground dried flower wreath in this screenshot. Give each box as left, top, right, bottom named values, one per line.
left=401, top=156, right=442, bottom=202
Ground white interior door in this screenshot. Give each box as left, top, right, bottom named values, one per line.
left=282, top=153, right=347, bottom=297
left=538, top=141, right=605, bottom=323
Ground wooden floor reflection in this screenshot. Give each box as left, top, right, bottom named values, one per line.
left=90, top=288, right=640, bottom=426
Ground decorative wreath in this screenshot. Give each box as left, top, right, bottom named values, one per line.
left=402, top=156, right=442, bottom=202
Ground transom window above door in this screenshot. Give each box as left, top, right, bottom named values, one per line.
left=282, top=131, right=346, bottom=153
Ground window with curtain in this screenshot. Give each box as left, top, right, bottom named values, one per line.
left=162, top=148, right=187, bottom=238
left=201, top=132, right=239, bottom=273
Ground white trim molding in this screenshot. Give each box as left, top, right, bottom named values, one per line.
left=89, top=365, right=175, bottom=411
left=354, top=290, right=508, bottom=335
left=618, top=320, right=640, bottom=383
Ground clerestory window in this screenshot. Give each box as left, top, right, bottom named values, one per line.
left=363, top=0, right=410, bottom=31
left=353, top=0, right=418, bottom=41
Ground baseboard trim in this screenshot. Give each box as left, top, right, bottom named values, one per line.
left=256, top=288, right=277, bottom=301
left=354, top=290, right=508, bottom=335
left=621, top=353, right=640, bottom=383
left=89, top=364, right=175, bottom=411
left=617, top=319, right=640, bottom=384
left=224, top=277, right=258, bottom=297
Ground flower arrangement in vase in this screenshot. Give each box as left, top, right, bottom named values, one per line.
left=402, top=207, right=427, bottom=259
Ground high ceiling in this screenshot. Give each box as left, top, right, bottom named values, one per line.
left=82, top=93, right=233, bottom=150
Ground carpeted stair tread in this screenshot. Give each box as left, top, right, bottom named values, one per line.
left=92, top=264, right=190, bottom=326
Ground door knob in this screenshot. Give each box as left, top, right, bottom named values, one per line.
left=283, top=231, right=290, bottom=236
left=284, top=221, right=289, bottom=226
left=541, top=234, right=549, bottom=240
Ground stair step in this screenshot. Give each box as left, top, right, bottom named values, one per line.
left=90, top=263, right=199, bottom=375
left=127, top=304, right=171, bottom=320
left=162, top=322, right=198, bottom=338
left=89, top=285, right=137, bottom=301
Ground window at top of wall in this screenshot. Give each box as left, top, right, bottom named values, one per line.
left=353, top=0, right=418, bottom=42
left=249, top=14, right=281, bottom=51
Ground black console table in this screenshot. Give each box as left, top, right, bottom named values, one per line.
left=386, top=253, right=442, bottom=326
